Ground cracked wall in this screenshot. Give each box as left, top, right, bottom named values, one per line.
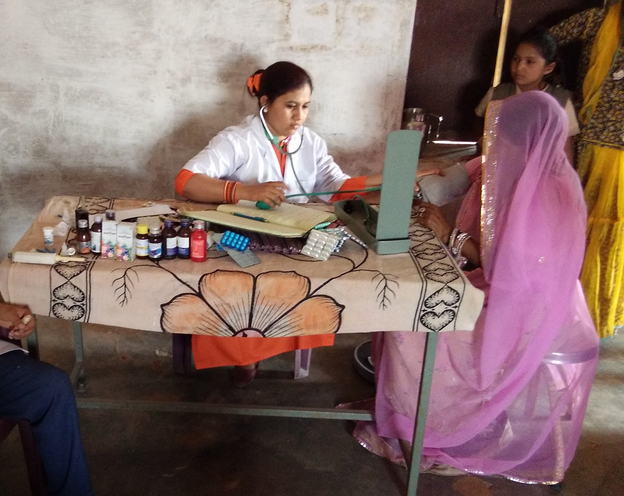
left=0, top=0, right=416, bottom=255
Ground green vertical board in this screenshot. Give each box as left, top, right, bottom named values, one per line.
left=376, top=130, right=421, bottom=245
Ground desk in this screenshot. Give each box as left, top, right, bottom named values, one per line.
left=0, top=196, right=484, bottom=496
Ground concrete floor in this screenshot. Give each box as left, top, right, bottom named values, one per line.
left=0, top=318, right=623, bottom=496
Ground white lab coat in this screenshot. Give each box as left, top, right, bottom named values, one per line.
left=182, top=114, right=350, bottom=203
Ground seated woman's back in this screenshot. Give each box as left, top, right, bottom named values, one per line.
left=354, top=92, right=599, bottom=484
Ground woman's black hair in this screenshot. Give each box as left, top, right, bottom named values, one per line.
left=247, top=61, right=313, bottom=105
left=517, top=27, right=558, bottom=64
left=516, top=27, right=564, bottom=86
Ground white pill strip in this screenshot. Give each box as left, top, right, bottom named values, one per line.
left=301, top=231, right=340, bottom=261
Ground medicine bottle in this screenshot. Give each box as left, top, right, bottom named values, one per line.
left=162, top=220, right=178, bottom=260
left=76, top=219, right=91, bottom=254
left=75, top=207, right=89, bottom=230
left=89, top=215, right=103, bottom=254
left=148, top=226, right=163, bottom=260
left=177, top=219, right=192, bottom=259
left=190, top=220, right=207, bottom=263
left=136, top=224, right=149, bottom=259
left=105, top=210, right=116, bottom=221
left=43, top=227, right=54, bottom=247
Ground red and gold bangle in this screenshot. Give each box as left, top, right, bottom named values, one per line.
left=229, top=181, right=239, bottom=203
left=231, top=182, right=240, bottom=204
left=222, top=180, right=240, bottom=204
left=223, top=181, right=230, bottom=203
left=224, top=180, right=233, bottom=203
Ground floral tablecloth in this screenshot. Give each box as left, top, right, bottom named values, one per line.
left=0, top=196, right=484, bottom=336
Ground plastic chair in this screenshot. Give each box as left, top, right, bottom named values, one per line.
left=0, top=417, right=47, bottom=495
left=172, top=334, right=312, bottom=378
left=523, top=342, right=599, bottom=487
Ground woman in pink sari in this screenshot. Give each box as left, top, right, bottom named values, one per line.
left=354, top=91, right=599, bottom=483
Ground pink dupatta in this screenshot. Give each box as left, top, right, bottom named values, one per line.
left=355, top=92, right=599, bottom=483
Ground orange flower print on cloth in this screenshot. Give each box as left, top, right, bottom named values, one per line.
left=160, top=270, right=344, bottom=337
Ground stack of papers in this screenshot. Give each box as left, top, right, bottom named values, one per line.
left=180, top=201, right=336, bottom=238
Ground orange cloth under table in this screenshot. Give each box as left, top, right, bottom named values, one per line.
left=187, top=173, right=368, bottom=369
left=192, top=334, right=335, bottom=368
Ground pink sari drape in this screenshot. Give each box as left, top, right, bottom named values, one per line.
left=354, top=92, right=599, bottom=483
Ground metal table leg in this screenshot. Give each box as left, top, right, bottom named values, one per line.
left=66, top=324, right=438, bottom=496
left=406, top=331, right=439, bottom=496
left=70, top=322, right=87, bottom=393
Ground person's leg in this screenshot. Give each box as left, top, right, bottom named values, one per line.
left=0, top=350, right=94, bottom=496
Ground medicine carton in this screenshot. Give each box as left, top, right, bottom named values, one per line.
left=101, top=220, right=118, bottom=259
left=116, top=222, right=137, bottom=262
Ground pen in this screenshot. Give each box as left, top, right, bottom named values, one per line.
left=233, top=212, right=268, bottom=223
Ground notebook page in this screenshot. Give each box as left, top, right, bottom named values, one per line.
left=218, top=201, right=336, bottom=232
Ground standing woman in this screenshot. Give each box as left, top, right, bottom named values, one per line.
left=551, top=0, right=624, bottom=338
left=175, top=61, right=382, bottom=385
left=475, top=27, right=580, bottom=163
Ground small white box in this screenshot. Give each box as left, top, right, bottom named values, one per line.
left=116, top=222, right=137, bottom=262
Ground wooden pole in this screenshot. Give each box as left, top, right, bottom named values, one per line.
left=493, top=0, right=513, bottom=86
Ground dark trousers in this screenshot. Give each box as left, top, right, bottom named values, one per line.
left=0, top=350, right=93, bottom=496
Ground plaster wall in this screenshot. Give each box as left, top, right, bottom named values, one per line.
left=0, top=0, right=416, bottom=256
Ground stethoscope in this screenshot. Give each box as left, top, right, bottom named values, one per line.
left=259, top=105, right=305, bottom=155
left=254, top=105, right=380, bottom=210
left=259, top=105, right=309, bottom=194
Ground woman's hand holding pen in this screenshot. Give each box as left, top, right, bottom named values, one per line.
left=237, top=182, right=287, bottom=207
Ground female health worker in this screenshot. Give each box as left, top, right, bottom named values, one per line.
left=175, top=61, right=391, bottom=386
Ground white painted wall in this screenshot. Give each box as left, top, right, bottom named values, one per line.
left=0, top=0, right=416, bottom=256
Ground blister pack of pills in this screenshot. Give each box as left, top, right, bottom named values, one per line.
left=314, top=227, right=368, bottom=252
left=231, top=230, right=305, bottom=254
left=301, top=230, right=341, bottom=261
left=219, top=231, right=250, bottom=252
left=213, top=232, right=261, bottom=268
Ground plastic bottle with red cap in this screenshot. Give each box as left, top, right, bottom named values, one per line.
left=190, top=220, right=207, bottom=262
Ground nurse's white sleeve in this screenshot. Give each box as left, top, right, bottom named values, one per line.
left=182, top=133, right=241, bottom=179
left=312, top=136, right=350, bottom=201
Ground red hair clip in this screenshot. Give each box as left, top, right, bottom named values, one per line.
left=246, top=72, right=262, bottom=96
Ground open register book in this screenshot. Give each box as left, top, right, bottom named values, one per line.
left=180, top=201, right=336, bottom=237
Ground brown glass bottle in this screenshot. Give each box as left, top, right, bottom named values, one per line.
left=76, top=219, right=91, bottom=254
left=89, top=215, right=102, bottom=254
left=148, top=226, right=162, bottom=260
left=162, top=220, right=177, bottom=259
left=75, top=207, right=89, bottom=230
left=177, top=219, right=191, bottom=259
